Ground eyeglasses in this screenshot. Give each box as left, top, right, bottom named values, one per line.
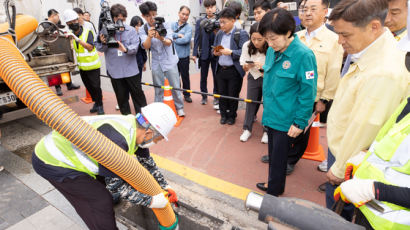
left=300, top=7, right=326, bottom=14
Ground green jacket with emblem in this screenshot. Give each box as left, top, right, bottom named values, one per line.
left=262, top=34, right=317, bottom=131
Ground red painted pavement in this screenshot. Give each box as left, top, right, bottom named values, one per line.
left=61, top=71, right=328, bottom=206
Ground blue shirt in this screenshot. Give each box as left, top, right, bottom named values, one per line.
left=96, top=24, right=140, bottom=79
left=139, top=22, right=179, bottom=72
left=171, top=21, right=192, bottom=58
left=262, top=34, right=317, bottom=131
left=218, top=28, right=234, bottom=66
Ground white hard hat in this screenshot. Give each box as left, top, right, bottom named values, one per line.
left=62, top=9, right=78, bottom=24
left=141, top=103, right=177, bottom=141
left=397, top=0, right=410, bottom=52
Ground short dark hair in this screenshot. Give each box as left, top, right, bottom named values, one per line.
left=254, top=0, right=272, bottom=11
left=218, top=7, right=237, bottom=20
left=227, top=1, right=243, bottom=17
left=47, top=9, right=58, bottom=17
left=204, top=0, right=217, bottom=7
left=179, top=5, right=191, bottom=13
left=139, top=1, right=157, bottom=16
left=73, top=7, right=84, bottom=15
left=248, top=22, right=268, bottom=56
left=329, top=0, right=388, bottom=27
left=258, top=8, right=295, bottom=38
left=111, top=3, right=127, bottom=18
left=130, top=15, right=144, bottom=27
left=321, top=0, right=330, bottom=7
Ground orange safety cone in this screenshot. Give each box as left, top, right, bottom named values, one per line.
left=302, top=114, right=325, bottom=162
left=81, top=90, right=93, bottom=104
left=163, top=78, right=184, bottom=127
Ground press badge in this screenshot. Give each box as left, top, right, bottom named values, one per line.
left=117, top=50, right=123, bottom=56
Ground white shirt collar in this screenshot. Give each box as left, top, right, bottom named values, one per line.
left=351, top=30, right=386, bottom=63
left=305, top=24, right=325, bottom=42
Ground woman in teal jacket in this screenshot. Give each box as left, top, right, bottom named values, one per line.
left=256, top=8, right=317, bottom=196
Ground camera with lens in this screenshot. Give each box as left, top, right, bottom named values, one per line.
left=154, top=16, right=167, bottom=37
left=98, top=1, right=125, bottom=48
left=200, top=11, right=220, bottom=33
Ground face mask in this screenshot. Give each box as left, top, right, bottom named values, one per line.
left=69, top=23, right=80, bottom=31
left=138, top=141, right=155, bottom=149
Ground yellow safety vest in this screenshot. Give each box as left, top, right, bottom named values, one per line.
left=34, top=115, right=138, bottom=178
left=73, top=28, right=101, bottom=71
left=354, top=98, right=410, bottom=230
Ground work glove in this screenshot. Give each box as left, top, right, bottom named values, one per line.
left=65, top=32, right=80, bottom=42
left=345, top=151, right=367, bottom=178
left=334, top=178, right=375, bottom=208
left=149, top=192, right=169, bottom=209
left=165, top=185, right=179, bottom=207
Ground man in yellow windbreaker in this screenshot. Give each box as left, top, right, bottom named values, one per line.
left=325, top=0, right=410, bottom=221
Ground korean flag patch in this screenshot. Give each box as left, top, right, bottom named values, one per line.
left=305, top=71, right=314, bottom=80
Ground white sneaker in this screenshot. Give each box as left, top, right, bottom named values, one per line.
left=177, top=109, right=185, bottom=117
left=317, top=159, right=328, bottom=172
left=240, top=130, right=252, bottom=142
left=115, top=105, right=120, bottom=110
left=213, top=104, right=219, bottom=110
left=261, top=132, right=268, bottom=144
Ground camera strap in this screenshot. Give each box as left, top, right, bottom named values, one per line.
left=174, top=23, right=187, bottom=33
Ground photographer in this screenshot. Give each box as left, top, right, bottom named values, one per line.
left=96, top=4, right=143, bottom=115
left=193, top=0, right=219, bottom=106
left=139, top=1, right=185, bottom=117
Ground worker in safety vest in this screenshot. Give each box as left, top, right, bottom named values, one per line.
left=334, top=97, right=410, bottom=230
left=63, top=9, right=104, bottom=115
left=32, top=102, right=178, bottom=230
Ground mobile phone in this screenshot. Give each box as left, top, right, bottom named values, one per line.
left=259, top=68, right=264, bottom=73
left=245, top=60, right=254, bottom=64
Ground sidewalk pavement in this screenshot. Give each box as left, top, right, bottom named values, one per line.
left=0, top=145, right=127, bottom=230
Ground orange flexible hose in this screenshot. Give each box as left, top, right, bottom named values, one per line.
left=0, top=39, right=176, bottom=227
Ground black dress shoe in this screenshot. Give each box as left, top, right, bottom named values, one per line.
left=56, top=86, right=63, bottom=96
left=184, top=96, right=192, bottom=103
left=90, top=103, right=98, bottom=113
left=97, top=106, right=105, bottom=115
left=261, top=155, right=269, bottom=163
left=318, top=182, right=327, bottom=193
left=286, top=164, right=295, bottom=175
left=227, top=118, right=235, bottom=125
left=220, top=117, right=227, bottom=124
left=256, top=182, right=268, bottom=191
left=67, top=83, right=80, bottom=90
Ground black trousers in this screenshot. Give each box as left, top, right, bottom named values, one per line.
left=287, top=100, right=333, bottom=165
left=216, top=66, right=243, bottom=119
left=200, top=58, right=217, bottom=98
left=110, top=73, right=147, bottom=115
left=243, top=74, right=263, bottom=131
left=177, top=57, right=191, bottom=97
left=48, top=175, right=118, bottom=230
left=267, top=127, right=293, bottom=196
left=80, top=68, right=103, bottom=106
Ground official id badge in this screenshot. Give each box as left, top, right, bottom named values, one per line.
left=117, top=50, right=123, bottom=57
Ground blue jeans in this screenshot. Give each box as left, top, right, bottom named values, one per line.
left=326, top=149, right=355, bottom=221
left=152, top=65, right=184, bottom=110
